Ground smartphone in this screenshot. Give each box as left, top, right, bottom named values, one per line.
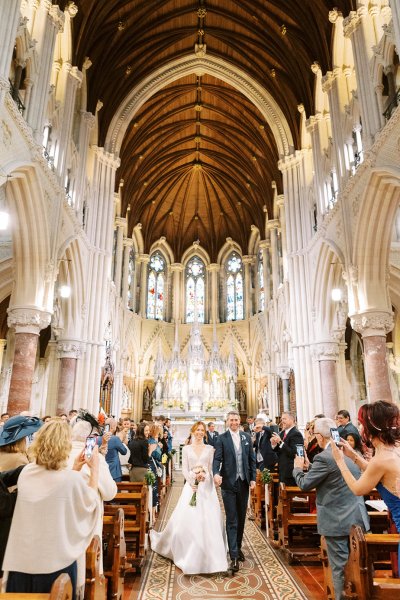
left=104, top=424, right=110, bottom=433
left=330, top=428, right=340, bottom=446
left=296, top=444, right=305, bottom=457
left=85, top=435, right=97, bottom=459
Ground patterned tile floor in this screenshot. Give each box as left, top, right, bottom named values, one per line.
left=124, top=475, right=324, bottom=600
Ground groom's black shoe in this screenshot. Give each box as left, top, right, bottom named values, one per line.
left=230, top=558, right=239, bottom=572
left=238, top=550, right=245, bottom=562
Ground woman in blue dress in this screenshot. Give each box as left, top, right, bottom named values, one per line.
left=148, top=423, right=163, bottom=521
left=331, top=400, right=400, bottom=573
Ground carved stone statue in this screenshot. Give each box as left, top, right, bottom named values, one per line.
left=143, top=386, right=151, bottom=411
left=239, top=386, right=246, bottom=411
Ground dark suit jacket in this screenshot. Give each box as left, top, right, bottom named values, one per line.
left=206, top=430, right=219, bottom=447
left=255, top=426, right=277, bottom=469
left=213, top=430, right=256, bottom=491
left=274, top=427, right=304, bottom=484
left=293, top=445, right=370, bottom=536
left=0, top=466, right=24, bottom=574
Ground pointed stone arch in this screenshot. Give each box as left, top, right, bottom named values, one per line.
left=105, top=55, right=294, bottom=159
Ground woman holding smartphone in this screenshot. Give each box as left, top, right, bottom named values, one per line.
left=2, top=418, right=99, bottom=599
left=128, top=423, right=150, bottom=482
left=331, top=400, right=400, bottom=572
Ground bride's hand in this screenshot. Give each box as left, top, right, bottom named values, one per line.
left=191, top=484, right=198, bottom=492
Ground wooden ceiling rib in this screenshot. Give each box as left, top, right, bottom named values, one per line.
left=66, top=0, right=355, bottom=260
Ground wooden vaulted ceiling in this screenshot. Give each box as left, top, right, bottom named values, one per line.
left=69, top=0, right=355, bottom=261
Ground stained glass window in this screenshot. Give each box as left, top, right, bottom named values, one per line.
left=226, top=252, right=244, bottom=321
left=147, top=252, right=165, bottom=320
left=185, top=256, right=205, bottom=323
left=127, top=247, right=135, bottom=310
left=258, top=250, right=264, bottom=311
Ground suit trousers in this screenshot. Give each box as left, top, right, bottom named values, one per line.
left=221, top=478, right=249, bottom=559
left=324, top=535, right=349, bottom=600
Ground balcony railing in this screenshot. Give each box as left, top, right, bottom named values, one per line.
left=383, top=88, right=400, bottom=121
left=9, top=80, right=25, bottom=115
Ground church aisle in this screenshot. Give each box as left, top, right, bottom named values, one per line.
left=126, top=475, right=319, bottom=600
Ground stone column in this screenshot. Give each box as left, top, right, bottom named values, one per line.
left=122, top=239, right=133, bottom=308
left=0, top=1, right=21, bottom=103
left=0, top=339, right=6, bottom=372
left=56, top=341, right=82, bottom=414
left=389, top=0, right=400, bottom=55
left=242, top=255, right=253, bottom=319
left=6, top=308, right=51, bottom=414
left=207, top=263, right=220, bottom=323
left=267, top=220, right=280, bottom=297
left=259, top=241, right=269, bottom=310
left=351, top=311, right=394, bottom=402
left=170, top=263, right=183, bottom=323
left=114, top=218, right=125, bottom=294
left=313, top=342, right=340, bottom=418
left=138, top=254, right=150, bottom=317
left=277, top=366, right=291, bottom=412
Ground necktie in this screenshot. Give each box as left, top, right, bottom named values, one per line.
left=283, top=430, right=287, bottom=440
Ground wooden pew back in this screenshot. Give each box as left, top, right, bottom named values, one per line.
left=0, top=574, right=72, bottom=600
left=85, top=536, right=106, bottom=600
left=102, top=509, right=125, bottom=600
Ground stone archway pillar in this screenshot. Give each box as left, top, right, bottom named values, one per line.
left=7, top=308, right=51, bottom=414
left=313, top=342, right=340, bottom=418
left=351, top=311, right=394, bottom=403
left=277, top=366, right=291, bottom=412
left=56, top=341, right=82, bottom=414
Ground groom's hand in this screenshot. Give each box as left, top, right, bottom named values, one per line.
left=214, top=474, right=222, bottom=487
left=250, top=480, right=256, bottom=490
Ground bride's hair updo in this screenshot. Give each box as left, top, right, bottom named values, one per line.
left=190, top=421, right=206, bottom=435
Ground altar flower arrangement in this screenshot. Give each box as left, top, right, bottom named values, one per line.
left=189, top=465, right=207, bottom=506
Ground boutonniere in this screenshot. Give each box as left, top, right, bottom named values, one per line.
left=241, top=435, right=246, bottom=442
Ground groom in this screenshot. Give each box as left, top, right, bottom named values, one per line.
left=213, top=410, right=256, bottom=572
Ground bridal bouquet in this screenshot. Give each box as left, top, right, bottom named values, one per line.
left=189, top=465, right=207, bottom=506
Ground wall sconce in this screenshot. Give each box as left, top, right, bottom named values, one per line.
left=331, top=288, right=342, bottom=302
left=59, top=285, right=71, bottom=298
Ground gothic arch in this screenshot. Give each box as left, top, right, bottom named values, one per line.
left=352, top=168, right=400, bottom=313
left=312, top=240, right=345, bottom=337
left=105, top=55, right=294, bottom=159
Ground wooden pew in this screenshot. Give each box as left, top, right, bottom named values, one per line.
left=266, top=474, right=280, bottom=542
left=85, top=536, right=106, bottom=600
left=277, top=483, right=320, bottom=563
left=103, top=509, right=125, bottom=600
left=250, top=471, right=265, bottom=528
left=0, top=573, right=72, bottom=600
left=104, top=486, right=148, bottom=574
left=117, top=481, right=144, bottom=493
left=344, top=525, right=400, bottom=599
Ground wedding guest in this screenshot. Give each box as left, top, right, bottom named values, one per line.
left=294, top=417, right=369, bottom=600
left=128, top=423, right=150, bottom=482
left=2, top=419, right=99, bottom=599
left=304, top=419, right=323, bottom=463
left=206, top=422, right=219, bottom=447
left=331, top=400, right=400, bottom=573
left=104, top=418, right=127, bottom=482
left=270, top=412, right=304, bottom=485
left=0, top=416, right=43, bottom=473
left=0, top=465, right=24, bottom=577
left=151, top=421, right=228, bottom=574
left=336, top=409, right=359, bottom=438
left=148, top=423, right=163, bottom=521
left=343, top=432, right=364, bottom=458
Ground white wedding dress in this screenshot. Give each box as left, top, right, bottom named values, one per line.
left=150, top=444, right=228, bottom=574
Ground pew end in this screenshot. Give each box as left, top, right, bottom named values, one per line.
left=0, top=573, right=73, bottom=600
left=85, top=536, right=106, bottom=600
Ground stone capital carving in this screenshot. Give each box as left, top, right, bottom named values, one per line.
left=170, top=262, right=184, bottom=272
left=277, top=366, right=291, bottom=379
left=206, top=263, right=220, bottom=272
left=138, top=253, right=150, bottom=264
left=351, top=311, right=394, bottom=338
left=259, top=239, right=271, bottom=251
left=7, top=307, right=51, bottom=335
left=57, top=340, right=83, bottom=359
left=313, top=341, right=340, bottom=361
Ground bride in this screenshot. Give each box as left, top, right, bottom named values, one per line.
left=150, top=421, right=228, bottom=574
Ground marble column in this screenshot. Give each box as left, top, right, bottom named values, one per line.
left=351, top=311, right=394, bottom=403
left=122, top=239, right=133, bottom=308
left=313, top=342, right=340, bottom=418
left=114, top=218, right=125, bottom=294
left=277, top=367, right=291, bottom=412
left=242, top=255, right=253, bottom=319
left=207, top=263, right=220, bottom=323
left=6, top=308, right=51, bottom=414
left=138, top=254, right=150, bottom=317
left=56, top=341, right=82, bottom=414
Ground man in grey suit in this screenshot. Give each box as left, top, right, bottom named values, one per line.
left=293, top=417, right=369, bottom=600
left=206, top=421, right=219, bottom=447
